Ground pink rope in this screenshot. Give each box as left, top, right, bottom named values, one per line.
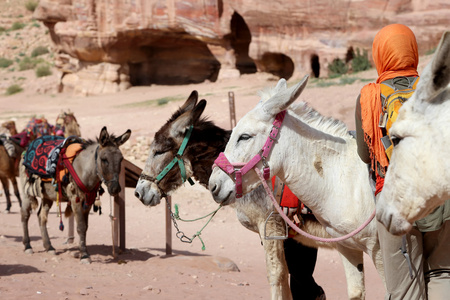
left=254, top=167, right=376, bottom=243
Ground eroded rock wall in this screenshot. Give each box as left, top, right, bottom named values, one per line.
left=34, top=0, right=450, bottom=94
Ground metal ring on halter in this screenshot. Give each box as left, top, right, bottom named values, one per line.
left=139, top=172, right=168, bottom=198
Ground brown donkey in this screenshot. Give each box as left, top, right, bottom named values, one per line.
left=20, top=127, right=131, bottom=263
left=0, top=113, right=81, bottom=212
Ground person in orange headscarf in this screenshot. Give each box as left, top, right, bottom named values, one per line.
left=355, top=24, right=450, bottom=299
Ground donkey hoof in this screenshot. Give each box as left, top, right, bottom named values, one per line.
left=24, top=248, right=34, bottom=255
left=80, top=257, right=91, bottom=264
left=47, top=249, right=57, bottom=256
left=2, top=210, right=10, bottom=214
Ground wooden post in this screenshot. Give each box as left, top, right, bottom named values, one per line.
left=165, top=196, right=172, bottom=255
left=113, top=162, right=126, bottom=251
left=228, top=91, right=236, bottom=129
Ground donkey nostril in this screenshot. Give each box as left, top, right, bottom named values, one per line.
left=135, top=191, right=141, bottom=199
left=210, top=184, right=217, bottom=194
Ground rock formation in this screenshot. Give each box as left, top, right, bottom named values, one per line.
left=34, top=0, right=450, bottom=94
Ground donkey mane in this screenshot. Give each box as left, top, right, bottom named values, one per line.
left=290, top=102, right=350, bottom=139
left=259, top=86, right=350, bottom=139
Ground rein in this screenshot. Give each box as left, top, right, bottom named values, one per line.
left=139, top=125, right=195, bottom=192
left=213, top=110, right=376, bottom=242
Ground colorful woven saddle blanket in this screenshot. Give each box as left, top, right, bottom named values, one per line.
left=23, top=136, right=65, bottom=178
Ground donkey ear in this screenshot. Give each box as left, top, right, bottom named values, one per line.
left=115, top=129, right=132, bottom=147
left=416, top=31, right=450, bottom=103
left=99, top=126, right=109, bottom=147
left=179, top=90, right=198, bottom=112
left=191, top=99, right=207, bottom=124
left=263, top=75, right=309, bottom=115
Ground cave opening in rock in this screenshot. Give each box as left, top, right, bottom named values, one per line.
left=310, top=54, right=320, bottom=78
left=258, top=52, right=294, bottom=79
left=128, top=36, right=221, bottom=86
left=229, top=12, right=257, bottom=74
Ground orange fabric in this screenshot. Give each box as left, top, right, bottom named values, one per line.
left=271, top=177, right=299, bottom=208
left=58, top=143, right=83, bottom=181
left=360, top=24, right=419, bottom=174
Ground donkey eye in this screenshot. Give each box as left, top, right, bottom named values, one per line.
left=237, top=134, right=252, bottom=143
left=154, top=151, right=165, bottom=157
left=101, top=158, right=108, bottom=166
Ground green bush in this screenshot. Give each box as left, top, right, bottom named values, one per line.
left=352, top=48, right=371, bottom=73
left=6, top=84, right=23, bottom=95
left=25, top=0, right=39, bottom=12
left=31, top=46, right=49, bottom=57
left=0, top=27, right=6, bottom=33
left=35, top=64, right=52, bottom=77
left=0, top=57, right=14, bottom=68
left=10, top=22, right=26, bottom=31
left=19, top=56, right=43, bottom=71
left=328, top=58, right=348, bottom=77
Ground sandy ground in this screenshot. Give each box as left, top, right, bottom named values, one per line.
left=0, top=69, right=403, bottom=299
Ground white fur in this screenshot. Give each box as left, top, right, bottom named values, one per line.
left=376, top=31, right=450, bottom=235
left=209, top=76, right=385, bottom=299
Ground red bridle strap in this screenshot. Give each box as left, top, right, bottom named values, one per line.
left=213, top=110, right=286, bottom=198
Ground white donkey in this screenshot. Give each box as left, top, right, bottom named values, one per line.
left=376, top=31, right=450, bottom=235
left=209, top=76, right=385, bottom=299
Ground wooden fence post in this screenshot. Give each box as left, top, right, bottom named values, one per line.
left=228, top=91, right=236, bottom=129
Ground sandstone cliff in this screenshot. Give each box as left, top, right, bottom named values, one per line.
left=34, top=0, right=450, bottom=95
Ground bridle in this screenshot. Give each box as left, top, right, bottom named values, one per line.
left=139, top=125, right=195, bottom=196
left=213, top=110, right=375, bottom=243
left=213, top=111, right=286, bottom=198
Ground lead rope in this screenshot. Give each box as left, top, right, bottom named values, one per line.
left=165, top=197, right=222, bottom=250
left=255, top=167, right=376, bottom=242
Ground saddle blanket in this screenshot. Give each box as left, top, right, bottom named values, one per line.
left=23, top=136, right=65, bottom=178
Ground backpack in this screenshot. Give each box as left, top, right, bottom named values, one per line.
left=378, top=76, right=419, bottom=160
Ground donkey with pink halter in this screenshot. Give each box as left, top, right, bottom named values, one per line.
left=209, top=76, right=385, bottom=299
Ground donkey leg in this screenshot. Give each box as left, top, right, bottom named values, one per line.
left=1, top=177, right=12, bottom=212
left=11, top=176, right=22, bottom=207
left=72, top=200, right=91, bottom=263
left=259, top=218, right=292, bottom=300
left=337, top=245, right=365, bottom=300
left=21, top=194, right=34, bottom=254
left=38, top=198, right=56, bottom=254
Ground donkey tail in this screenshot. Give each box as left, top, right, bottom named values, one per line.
left=64, top=204, right=73, bottom=218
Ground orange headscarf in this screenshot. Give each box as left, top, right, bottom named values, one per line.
left=360, top=24, right=419, bottom=173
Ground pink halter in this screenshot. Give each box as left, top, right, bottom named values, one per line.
left=213, top=111, right=286, bottom=198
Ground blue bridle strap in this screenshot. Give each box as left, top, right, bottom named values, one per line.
left=155, top=125, right=195, bottom=185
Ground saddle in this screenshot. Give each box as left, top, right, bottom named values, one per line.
left=23, top=136, right=83, bottom=180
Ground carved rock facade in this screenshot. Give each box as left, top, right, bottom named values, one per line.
left=34, top=0, right=450, bottom=94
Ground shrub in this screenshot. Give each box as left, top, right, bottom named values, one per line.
left=6, top=84, right=23, bottom=95
left=0, top=27, right=6, bottom=33
left=352, top=48, right=371, bottom=73
left=19, top=56, right=43, bottom=71
left=31, top=46, right=49, bottom=57
left=25, top=0, right=39, bottom=12
left=0, top=57, right=14, bottom=68
left=328, top=58, right=348, bottom=77
left=35, top=64, right=52, bottom=77
left=10, top=22, right=26, bottom=31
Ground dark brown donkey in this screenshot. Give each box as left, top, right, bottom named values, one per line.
left=135, top=91, right=328, bottom=299
left=20, top=127, right=131, bottom=263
